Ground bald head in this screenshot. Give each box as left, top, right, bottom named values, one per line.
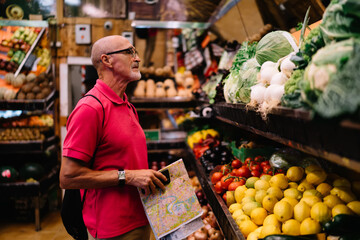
left=91, top=35, right=130, bottom=70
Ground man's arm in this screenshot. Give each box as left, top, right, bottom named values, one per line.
left=59, top=156, right=167, bottom=195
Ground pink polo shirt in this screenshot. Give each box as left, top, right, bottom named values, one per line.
left=63, top=80, right=148, bottom=238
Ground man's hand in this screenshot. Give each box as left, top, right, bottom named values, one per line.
left=125, top=169, right=168, bottom=195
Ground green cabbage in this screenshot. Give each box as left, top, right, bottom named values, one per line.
left=255, top=31, right=298, bottom=65
left=320, top=0, right=360, bottom=44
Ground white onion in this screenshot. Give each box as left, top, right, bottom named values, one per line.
left=250, top=84, right=267, bottom=104
left=270, top=72, right=288, bottom=85
left=280, top=54, right=296, bottom=78
left=264, top=84, right=284, bottom=102
left=261, top=61, right=276, bottom=72
left=260, top=66, right=279, bottom=84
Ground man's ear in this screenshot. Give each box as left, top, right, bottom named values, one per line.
left=101, top=54, right=112, bottom=67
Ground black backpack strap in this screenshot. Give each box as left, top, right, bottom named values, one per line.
left=83, top=94, right=105, bottom=128
left=81, top=94, right=105, bottom=205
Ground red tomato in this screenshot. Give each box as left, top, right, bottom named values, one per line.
left=228, top=178, right=245, bottom=191
left=231, top=159, right=242, bottom=169
left=220, top=165, right=230, bottom=175
left=244, top=157, right=252, bottom=166
left=261, top=160, right=270, bottom=167
left=214, top=181, right=223, bottom=194
left=220, top=174, right=234, bottom=190
left=237, top=166, right=251, bottom=178
left=262, top=165, right=272, bottom=173
left=250, top=164, right=261, bottom=172
left=211, top=171, right=223, bottom=184
left=230, top=168, right=238, bottom=176
left=251, top=170, right=261, bottom=177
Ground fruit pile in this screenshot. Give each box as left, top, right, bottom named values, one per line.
left=224, top=164, right=360, bottom=239
left=0, top=128, right=45, bottom=141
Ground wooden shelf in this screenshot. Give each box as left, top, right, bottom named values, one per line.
left=213, top=102, right=360, bottom=173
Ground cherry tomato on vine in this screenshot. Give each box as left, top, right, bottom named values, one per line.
left=250, top=164, right=261, bottom=172
left=214, top=181, right=223, bottom=194
left=231, top=159, right=242, bottom=169
left=261, top=160, right=270, bottom=167
left=251, top=170, right=261, bottom=177
left=262, top=165, right=272, bottom=173
left=228, top=178, right=245, bottom=191
left=220, top=174, right=234, bottom=190
left=220, top=165, right=230, bottom=175
left=237, top=166, right=251, bottom=178
left=222, top=192, right=227, bottom=202
left=244, top=157, right=252, bottom=166
left=211, top=171, right=223, bottom=184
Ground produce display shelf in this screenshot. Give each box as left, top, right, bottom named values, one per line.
left=0, top=134, right=56, bottom=153
left=131, top=97, right=197, bottom=109
left=0, top=89, right=56, bottom=111
left=184, top=149, right=244, bottom=240
left=213, top=102, right=360, bottom=173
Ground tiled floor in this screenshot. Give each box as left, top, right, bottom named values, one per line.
left=0, top=210, right=72, bottom=240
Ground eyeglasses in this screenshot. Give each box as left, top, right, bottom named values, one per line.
left=105, top=46, right=138, bottom=58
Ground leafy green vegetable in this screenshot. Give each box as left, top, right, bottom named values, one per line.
left=284, top=69, right=305, bottom=94
left=320, top=0, right=360, bottom=43
left=202, top=73, right=224, bottom=104
left=255, top=31, right=298, bottom=66
left=223, top=42, right=259, bottom=104
left=281, top=90, right=303, bottom=109
left=313, top=42, right=360, bottom=118
left=299, top=38, right=360, bottom=118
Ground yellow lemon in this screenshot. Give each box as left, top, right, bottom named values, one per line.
left=323, top=194, right=344, bottom=209
left=305, top=165, right=323, bottom=174
left=247, top=231, right=260, bottom=240
left=251, top=207, right=268, bottom=225
left=226, top=191, right=236, bottom=206
left=263, top=214, right=281, bottom=228
left=245, top=177, right=260, bottom=188
left=294, top=201, right=311, bottom=223
left=260, top=174, right=272, bottom=181
left=303, top=189, right=322, bottom=198
left=333, top=178, right=352, bottom=188
left=297, top=180, right=315, bottom=192
left=306, top=170, right=327, bottom=185
left=316, top=183, right=332, bottom=197
left=310, top=202, right=331, bottom=224
left=238, top=220, right=258, bottom=238
left=232, top=209, right=245, bottom=220
left=245, top=188, right=257, bottom=197
left=267, top=186, right=284, bottom=200
left=243, top=201, right=262, bottom=216
left=274, top=201, right=293, bottom=222
left=255, top=179, right=271, bottom=191
left=347, top=201, right=360, bottom=215
left=254, top=226, right=263, bottom=234
left=255, top=190, right=267, bottom=203
left=352, top=181, right=360, bottom=198
left=269, top=174, right=289, bottom=189
left=242, top=196, right=256, bottom=205
left=332, top=204, right=354, bottom=217
left=235, top=185, right=247, bottom=203
left=288, top=182, right=299, bottom=189
left=282, top=219, right=301, bottom=236
left=300, top=218, right=321, bottom=235
left=229, top=203, right=242, bottom=214
left=280, top=197, right=299, bottom=208
left=262, top=195, right=279, bottom=213
left=286, top=166, right=304, bottom=182
left=300, top=196, right=322, bottom=207
left=260, top=225, right=281, bottom=238
left=330, top=187, right=357, bottom=203
left=284, top=188, right=302, bottom=200
left=235, top=214, right=250, bottom=224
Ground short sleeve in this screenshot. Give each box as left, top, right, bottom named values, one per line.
left=62, top=103, right=102, bottom=163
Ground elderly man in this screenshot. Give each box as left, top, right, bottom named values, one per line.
left=60, top=35, right=166, bottom=240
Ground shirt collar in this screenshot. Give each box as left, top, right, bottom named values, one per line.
left=94, top=79, right=128, bottom=105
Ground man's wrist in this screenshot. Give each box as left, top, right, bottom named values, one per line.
left=118, top=170, right=126, bottom=186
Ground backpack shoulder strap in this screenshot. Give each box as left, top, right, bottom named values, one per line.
left=82, top=94, right=105, bottom=128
